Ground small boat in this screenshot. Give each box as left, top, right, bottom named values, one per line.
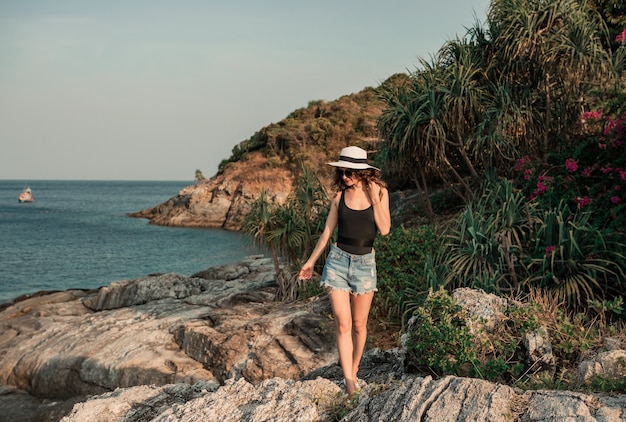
left=18, top=187, right=33, bottom=203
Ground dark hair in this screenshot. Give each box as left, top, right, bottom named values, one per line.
left=332, top=167, right=387, bottom=200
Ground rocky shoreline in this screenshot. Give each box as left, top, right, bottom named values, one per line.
left=1, top=256, right=624, bottom=421
left=127, top=154, right=294, bottom=231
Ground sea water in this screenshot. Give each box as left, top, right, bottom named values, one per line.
left=0, top=180, right=262, bottom=304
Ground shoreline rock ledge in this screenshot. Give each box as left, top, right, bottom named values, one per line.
left=127, top=154, right=294, bottom=231
left=0, top=256, right=336, bottom=421
left=0, top=256, right=624, bottom=421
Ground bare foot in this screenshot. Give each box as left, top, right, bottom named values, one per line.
left=344, top=378, right=359, bottom=396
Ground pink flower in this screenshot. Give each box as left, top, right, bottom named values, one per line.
left=615, top=185, right=622, bottom=191
left=545, top=245, right=555, bottom=256
left=537, top=182, right=547, bottom=193
left=598, top=143, right=607, bottom=150
left=610, top=196, right=621, bottom=204
left=619, top=169, right=626, bottom=181
left=524, top=169, right=532, bottom=180
left=604, top=116, right=618, bottom=136
left=565, top=158, right=578, bottom=173
left=582, top=167, right=592, bottom=177
left=574, top=196, right=591, bottom=209
left=616, top=28, right=626, bottom=43
left=579, top=110, right=602, bottom=123
left=601, top=167, right=614, bottom=174
left=515, top=156, right=529, bottom=172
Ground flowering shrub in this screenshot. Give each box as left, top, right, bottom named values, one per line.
left=515, top=110, right=626, bottom=231
left=508, top=108, right=626, bottom=308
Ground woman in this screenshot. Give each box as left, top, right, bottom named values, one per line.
left=299, top=146, right=391, bottom=397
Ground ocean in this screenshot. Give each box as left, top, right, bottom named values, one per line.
left=0, top=180, right=262, bottom=305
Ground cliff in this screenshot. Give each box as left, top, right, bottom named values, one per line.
left=128, top=152, right=295, bottom=230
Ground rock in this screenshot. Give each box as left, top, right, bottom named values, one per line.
left=2, top=273, right=625, bottom=422
left=452, top=287, right=509, bottom=334
left=170, top=295, right=336, bottom=383
left=606, top=337, right=625, bottom=351
left=82, top=273, right=207, bottom=311
left=452, top=288, right=557, bottom=370
left=344, top=375, right=519, bottom=421
left=577, top=349, right=626, bottom=385
left=61, top=377, right=343, bottom=422
left=0, top=256, right=337, bottom=420
left=127, top=152, right=294, bottom=230
left=60, top=382, right=219, bottom=422
left=58, top=371, right=626, bottom=422
left=0, top=385, right=83, bottom=422
left=523, top=327, right=556, bottom=368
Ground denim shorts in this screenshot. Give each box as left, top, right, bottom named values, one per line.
left=320, top=244, right=378, bottom=295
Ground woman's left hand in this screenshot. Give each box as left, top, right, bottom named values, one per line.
left=367, top=182, right=381, bottom=203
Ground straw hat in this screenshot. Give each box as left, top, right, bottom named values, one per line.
left=326, top=146, right=379, bottom=171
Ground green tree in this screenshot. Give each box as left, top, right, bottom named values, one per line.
left=378, top=0, right=616, bottom=207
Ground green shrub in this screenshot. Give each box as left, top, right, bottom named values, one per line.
left=404, top=288, right=554, bottom=384
left=373, top=225, right=440, bottom=324
left=404, top=288, right=478, bottom=376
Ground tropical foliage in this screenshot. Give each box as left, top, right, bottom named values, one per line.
left=377, top=0, right=622, bottom=214
left=241, top=165, right=329, bottom=300
left=371, top=225, right=440, bottom=324
left=435, top=177, right=626, bottom=309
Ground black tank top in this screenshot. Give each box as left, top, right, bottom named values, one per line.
left=337, top=190, right=376, bottom=255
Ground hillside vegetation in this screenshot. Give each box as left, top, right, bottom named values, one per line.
left=216, top=86, right=391, bottom=187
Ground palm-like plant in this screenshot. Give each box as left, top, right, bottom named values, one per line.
left=242, top=189, right=281, bottom=276
left=443, top=204, right=503, bottom=292
left=413, top=65, right=473, bottom=201
left=441, top=178, right=537, bottom=293
left=378, top=0, right=616, bottom=213
left=439, top=38, right=486, bottom=179
left=291, top=166, right=329, bottom=262
left=378, top=78, right=437, bottom=217
left=269, top=173, right=328, bottom=266
left=241, top=166, right=329, bottom=301
left=487, top=0, right=613, bottom=159
left=522, top=201, right=626, bottom=307
left=473, top=81, right=537, bottom=173
left=379, top=50, right=485, bottom=207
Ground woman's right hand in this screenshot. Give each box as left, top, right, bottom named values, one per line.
left=299, top=262, right=313, bottom=280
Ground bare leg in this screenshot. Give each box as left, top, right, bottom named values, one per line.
left=351, top=292, right=374, bottom=384
left=327, top=288, right=358, bottom=396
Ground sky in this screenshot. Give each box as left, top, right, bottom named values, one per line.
left=0, top=0, right=491, bottom=181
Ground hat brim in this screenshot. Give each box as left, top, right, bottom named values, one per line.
left=327, top=160, right=380, bottom=171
